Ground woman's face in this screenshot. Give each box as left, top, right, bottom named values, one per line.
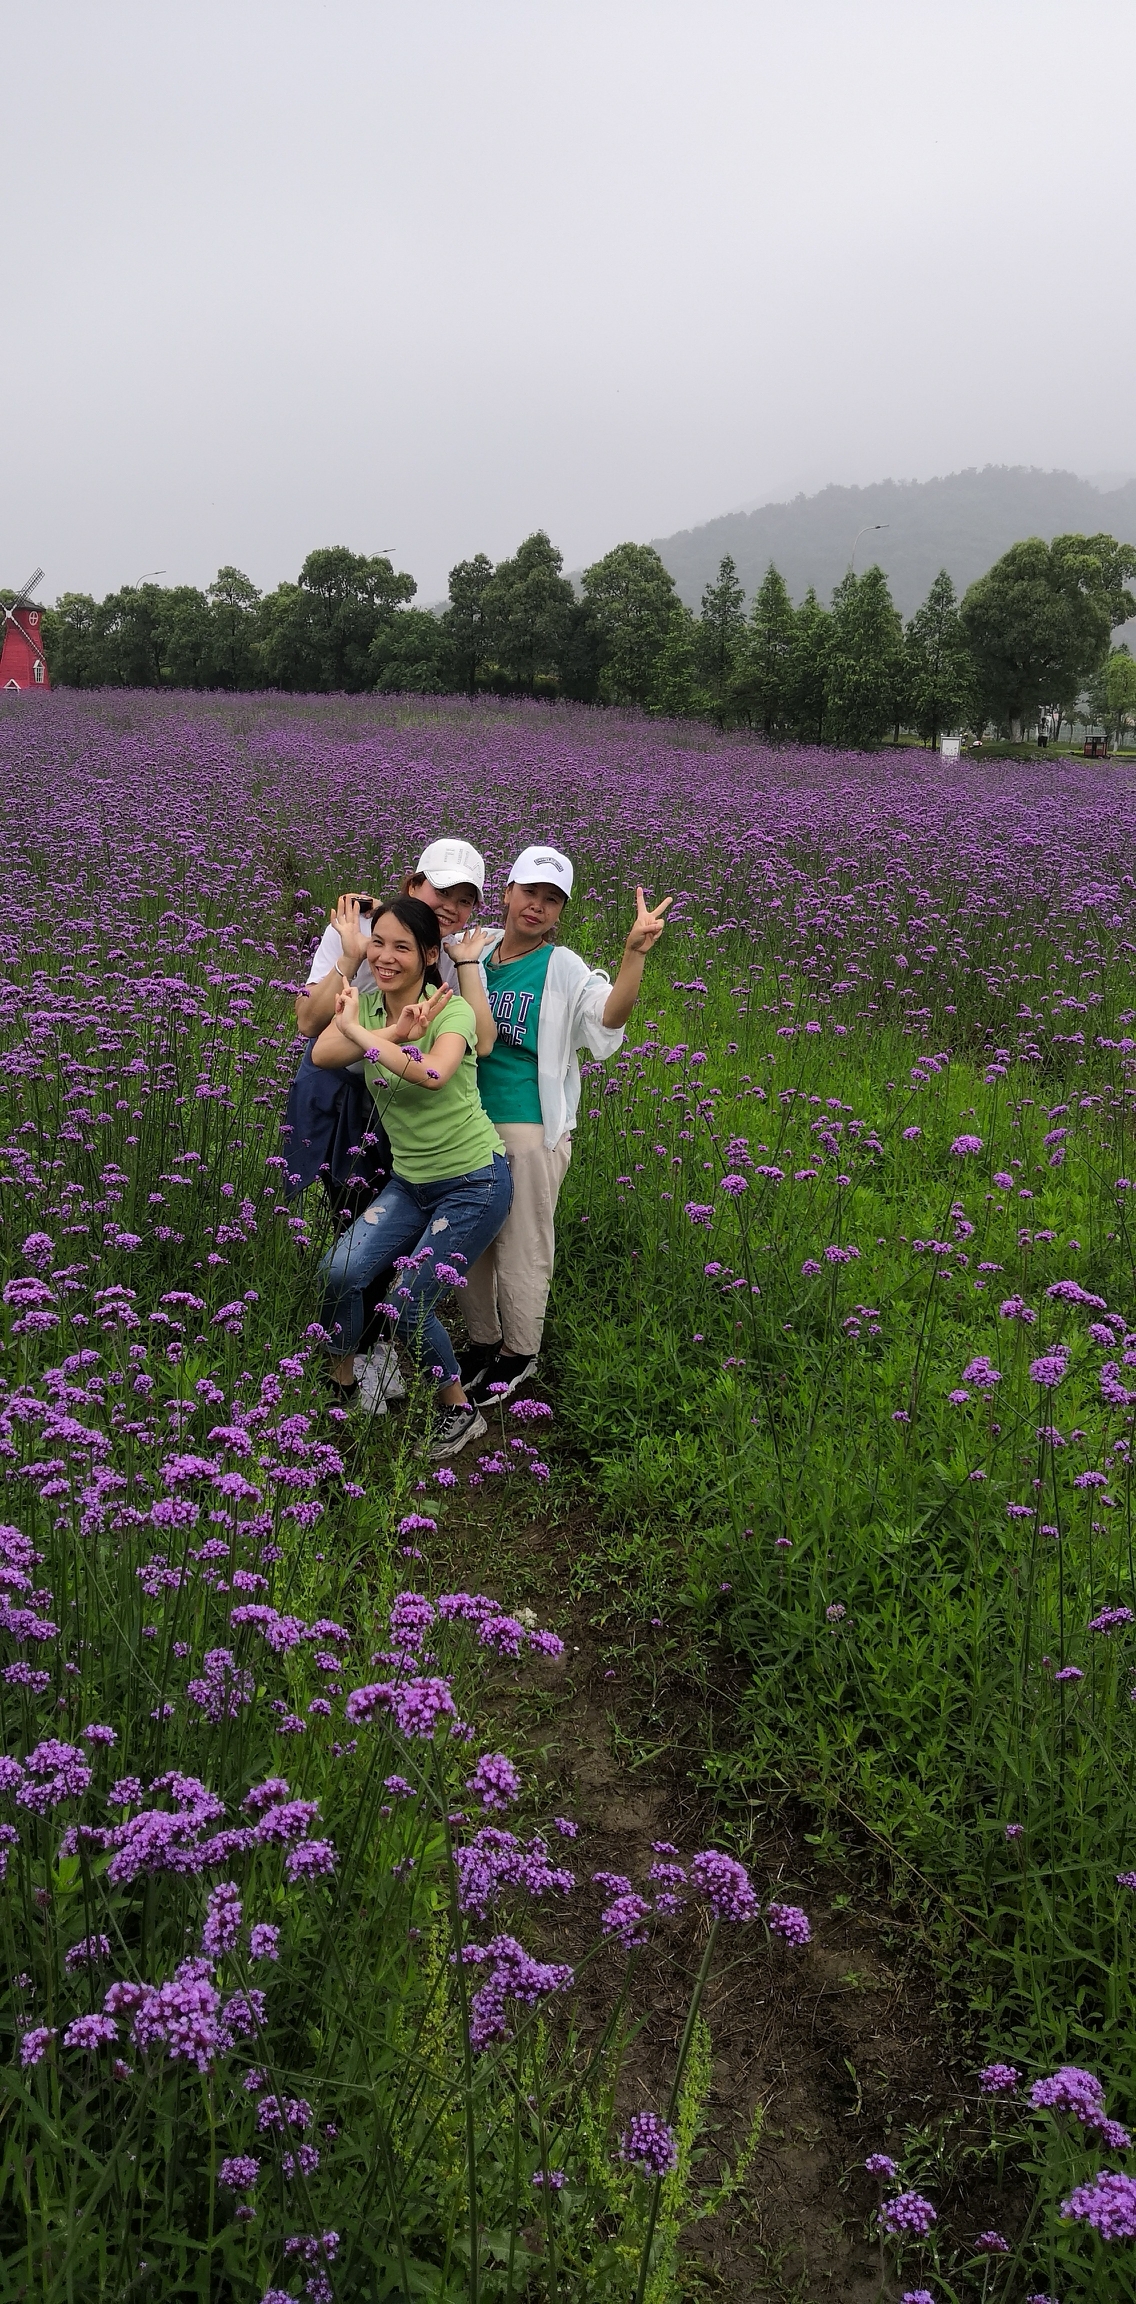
left=366, top=914, right=438, bottom=1000
left=416, top=877, right=479, bottom=938
left=503, top=881, right=566, bottom=941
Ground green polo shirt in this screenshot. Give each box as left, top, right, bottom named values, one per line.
left=358, top=991, right=504, bottom=1183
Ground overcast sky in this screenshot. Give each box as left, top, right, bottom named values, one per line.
left=9, top=0, right=1134, bottom=605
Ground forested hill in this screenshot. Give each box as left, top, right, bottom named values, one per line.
left=651, top=466, right=1136, bottom=614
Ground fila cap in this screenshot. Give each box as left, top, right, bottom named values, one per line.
left=416, top=839, right=486, bottom=899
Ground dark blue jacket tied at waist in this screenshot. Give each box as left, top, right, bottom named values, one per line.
left=281, top=1046, right=391, bottom=1201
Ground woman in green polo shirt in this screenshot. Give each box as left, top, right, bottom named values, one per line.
left=312, top=895, right=513, bottom=1459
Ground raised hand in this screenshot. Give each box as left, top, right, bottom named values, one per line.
left=386, top=984, right=454, bottom=1044
left=334, top=978, right=361, bottom=1030
left=444, top=924, right=495, bottom=964
left=623, top=886, right=673, bottom=955
left=331, top=894, right=369, bottom=972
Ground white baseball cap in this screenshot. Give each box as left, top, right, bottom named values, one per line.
left=415, top=838, right=485, bottom=898
left=507, top=844, right=574, bottom=899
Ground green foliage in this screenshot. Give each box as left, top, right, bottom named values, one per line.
left=695, top=556, right=746, bottom=724
left=961, top=531, right=1136, bottom=735
left=905, top=568, right=975, bottom=747
left=738, top=563, right=797, bottom=736
left=481, top=532, right=577, bottom=695
left=583, top=544, right=681, bottom=707
left=825, top=565, right=904, bottom=745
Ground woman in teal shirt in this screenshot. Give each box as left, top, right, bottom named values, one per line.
left=312, top=896, right=513, bottom=1459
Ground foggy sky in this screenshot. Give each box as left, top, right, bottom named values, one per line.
left=8, top=0, right=1134, bottom=606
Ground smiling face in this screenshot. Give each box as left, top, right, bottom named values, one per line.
left=366, top=911, right=440, bottom=1004
left=502, top=881, right=567, bottom=945
left=412, top=875, right=480, bottom=939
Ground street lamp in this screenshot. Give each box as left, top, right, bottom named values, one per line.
left=849, top=524, right=888, bottom=573
left=136, top=570, right=165, bottom=587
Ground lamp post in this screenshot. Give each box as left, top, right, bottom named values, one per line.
left=136, top=571, right=165, bottom=587
left=849, top=524, right=888, bottom=573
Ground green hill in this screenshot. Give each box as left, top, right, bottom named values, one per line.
left=650, top=464, right=1136, bottom=617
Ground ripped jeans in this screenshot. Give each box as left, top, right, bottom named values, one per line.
left=317, top=1155, right=513, bottom=1386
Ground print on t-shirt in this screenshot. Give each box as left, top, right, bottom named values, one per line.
left=489, top=985, right=540, bottom=1046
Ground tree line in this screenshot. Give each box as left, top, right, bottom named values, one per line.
left=36, top=528, right=1136, bottom=745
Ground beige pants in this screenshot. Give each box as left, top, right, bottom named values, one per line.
left=464, top=1123, right=572, bottom=1359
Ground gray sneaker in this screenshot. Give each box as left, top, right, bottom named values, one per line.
left=427, top=1403, right=487, bottom=1460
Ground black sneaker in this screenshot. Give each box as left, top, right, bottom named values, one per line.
left=479, top=1352, right=539, bottom=1404
left=459, top=1340, right=501, bottom=1398
left=427, top=1403, right=488, bottom=1460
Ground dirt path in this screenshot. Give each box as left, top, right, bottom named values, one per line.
left=430, top=1477, right=980, bottom=2301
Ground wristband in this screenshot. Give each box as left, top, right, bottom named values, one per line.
left=333, top=961, right=356, bottom=983
left=454, top=960, right=479, bottom=969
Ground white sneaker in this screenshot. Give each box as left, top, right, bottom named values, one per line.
left=355, top=1342, right=406, bottom=1412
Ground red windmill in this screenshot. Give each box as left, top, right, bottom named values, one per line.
left=1, top=570, right=49, bottom=692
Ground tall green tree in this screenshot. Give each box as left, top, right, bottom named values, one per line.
left=581, top=542, right=678, bottom=705
left=258, top=549, right=416, bottom=691
left=825, top=565, right=903, bottom=746
left=786, top=587, right=830, bottom=741
left=207, top=567, right=261, bottom=689
left=696, top=554, right=747, bottom=722
left=482, top=532, right=575, bottom=692
left=1086, top=645, right=1136, bottom=748
left=369, top=609, right=453, bottom=694
left=960, top=532, right=1136, bottom=736
left=95, top=584, right=172, bottom=687
left=904, top=569, right=974, bottom=747
left=41, top=594, right=104, bottom=686
left=738, top=563, right=796, bottom=736
left=646, top=607, right=708, bottom=718
left=443, top=553, right=495, bottom=694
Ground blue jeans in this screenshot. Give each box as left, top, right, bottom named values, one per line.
left=318, top=1155, right=513, bottom=1386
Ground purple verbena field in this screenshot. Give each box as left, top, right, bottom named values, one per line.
left=2, top=689, right=1136, bottom=2298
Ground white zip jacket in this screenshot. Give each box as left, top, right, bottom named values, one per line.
left=481, top=932, right=626, bottom=1148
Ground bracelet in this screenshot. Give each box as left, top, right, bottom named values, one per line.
left=454, top=960, right=479, bottom=969
left=333, top=962, right=356, bottom=982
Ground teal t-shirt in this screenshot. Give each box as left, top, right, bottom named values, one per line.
left=358, top=991, right=504, bottom=1183
left=477, top=943, right=553, bottom=1125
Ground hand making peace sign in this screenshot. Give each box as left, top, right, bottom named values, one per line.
left=623, top=886, right=673, bottom=955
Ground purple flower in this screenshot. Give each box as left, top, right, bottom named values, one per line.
left=531, top=2169, right=565, bottom=2188
left=1089, top=1606, right=1134, bottom=1633
left=202, top=1881, right=243, bottom=1957
left=63, top=2013, right=119, bottom=2051
left=975, top=2229, right=1009, bottom=2252
left=865, top=2152, right=898, bottom=2177
left=880, top=2190, right=937, bottom=2237
left=1029, top=2065, right=1108, bottom=2126
left=1061, top=2169, right=1136, bottom=2239
left=219, top=2155, right=259, bottom=2190
left=978, top=2061, right=1019, bottom=2094
left=465, top=1753, right=522, bottom=1811
left=19, top=2026, right=56, bottom=2067
left=1029, top=1349, right=1069, bottom=1389
left=766, top=1902, right=812, bottom=1946
left=65, top=1932, right=112, bottom=1971
left=719, top=1173, right=748, bottom=1196
left=950, top=1134, right=983, bottom=1155
left=1054, top=1665, right=1084, bottom=1684
left=689, top=1849, right=760, bottom=1922
left=284, top=1839, right=337, bottom=1882
left=249, top=1923, right=280, bottom=1961
left=619, top=2111, right=678, bottom=2177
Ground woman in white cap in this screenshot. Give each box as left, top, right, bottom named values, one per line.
left=461, top=847, right=670, bottom=1403
left=294, top=839, right=496, bottom=1054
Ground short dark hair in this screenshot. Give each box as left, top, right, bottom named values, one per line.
left=371, top=896, right=443, bottom=989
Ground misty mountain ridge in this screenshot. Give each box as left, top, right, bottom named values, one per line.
left=649, top=465, right=1136, bottom=620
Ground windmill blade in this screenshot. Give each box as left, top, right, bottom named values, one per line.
left=14, top=568, right=44, bottom=604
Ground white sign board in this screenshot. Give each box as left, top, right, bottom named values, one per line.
left=940, top=736, right=961, bottom=759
